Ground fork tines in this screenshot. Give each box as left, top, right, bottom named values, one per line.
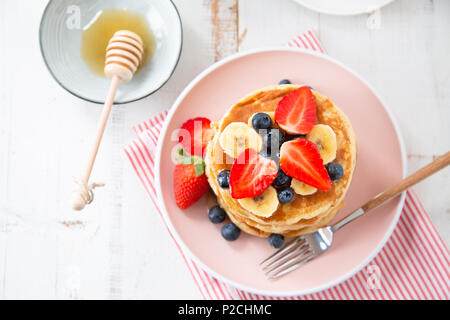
left=260, top=236, right=313, bottom=279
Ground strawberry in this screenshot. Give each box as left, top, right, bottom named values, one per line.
left=229, top=148, right=278, bottom=199
left=275, top=86, right=316, bottom=135
left=173, top=149, right=210, bottom=209
left=178, top=117, right=214, bottom=157
left=279, top=139, right=331, bottom=191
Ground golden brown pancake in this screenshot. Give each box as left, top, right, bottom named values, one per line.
left=205, top=84, right=356, bottom=237
left=226, top=202, right=343, bottom=238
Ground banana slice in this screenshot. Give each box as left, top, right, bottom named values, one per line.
left=219, top=122, right=262, bottom=158
left=306, top=124, right=337, bottom=164
left=247, top=112, right=277, bottom=128
left=237, top=186, right=279, bottom=217
left=291, top=179, right=317, bottom=196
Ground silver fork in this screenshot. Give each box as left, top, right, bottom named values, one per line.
left=261, top=151, right=450, bottom=279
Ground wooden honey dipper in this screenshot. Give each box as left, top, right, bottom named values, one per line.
left=71, top=30, right=144, bottom=211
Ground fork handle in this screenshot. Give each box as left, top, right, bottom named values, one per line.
left=362, top=151, right=450, bottom=211
left=333, top=151, right=450, bottom=231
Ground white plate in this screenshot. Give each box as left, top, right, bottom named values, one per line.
left=294, top=0, right=395, bottom=15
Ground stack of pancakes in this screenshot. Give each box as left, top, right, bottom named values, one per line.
left=205, top=85, right=356, bottom=237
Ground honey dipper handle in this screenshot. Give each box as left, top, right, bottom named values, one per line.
left=70, top=75, right=120, bottom=210
left=83, top=75, right=120, bottom=182
left=361, top=151, right=450, bottom=212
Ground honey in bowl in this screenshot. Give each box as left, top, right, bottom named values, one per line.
left=81, top=8, right=156, bottom=76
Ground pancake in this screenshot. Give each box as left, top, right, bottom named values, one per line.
left=229, top=202, right=344, bottom=234
left=226, top=202, right=342, bottom=238
left=207, top=156, right=344, bottom=233
left=205, top=84, right=356, bottom=237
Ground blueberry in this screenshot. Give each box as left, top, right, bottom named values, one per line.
left=259, top=149, right=280, bottom=166
left=221, top=223, right=241, bottom=241
left=262, top=128, right=285, bottom=154
left=217, top=170, right=230, bottom=188
left=252, top=113, right=272, bottom=130
left=208, top=205, right=226, bottom=224
left=278, top=187, right=294, bottom=203
left=273, top=169, right=292, bottom=188
left=279, top=79, right=291, bottom=85
left=326, top=163, right=343, bottom=181
left=268, top=234, right=285, bottom=249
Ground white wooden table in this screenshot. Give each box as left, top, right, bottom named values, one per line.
left=0, top=0, right=448, bottom=299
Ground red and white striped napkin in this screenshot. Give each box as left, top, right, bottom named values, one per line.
left=124, top=30, right=450, bottom=300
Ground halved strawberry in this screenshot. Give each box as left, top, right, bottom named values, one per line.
left=229, top=148, right=278, bottom=199
left=279, top=139, right=331, bottom=191
left=178, top=117, right=214, bottom=157
left=275, top=86, right=316, bottom=135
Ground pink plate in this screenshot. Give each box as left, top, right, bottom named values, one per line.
left=155, top=48, right=406, bottom=296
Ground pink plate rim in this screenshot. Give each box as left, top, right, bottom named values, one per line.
left=154, top=47, right=407, bottom=297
